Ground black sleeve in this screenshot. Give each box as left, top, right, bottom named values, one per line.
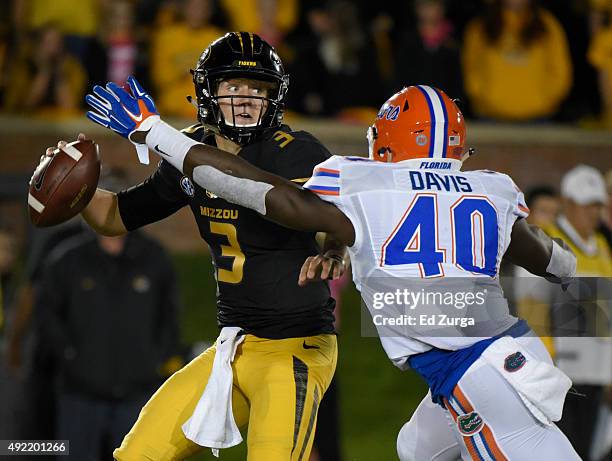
left=276, top=133, right=332, bottom=181
left=117, top=160, right=189, bottom=231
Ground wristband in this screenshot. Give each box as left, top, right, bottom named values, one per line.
left=546, top=240, right=577, bottom=279
left=145, top=120, right=201, bottom=172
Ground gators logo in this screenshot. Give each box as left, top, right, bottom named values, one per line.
left=457, top=412, right=484, bottom=436
left=377, top=104, right=400, bottom=121
left=504, top=351, right=527, bottom=373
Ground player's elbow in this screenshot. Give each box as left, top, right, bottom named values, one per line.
left=96, top=223, right=127, bottom=237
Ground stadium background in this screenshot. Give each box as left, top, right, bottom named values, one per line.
left=1, top=0, right=612, bottom=460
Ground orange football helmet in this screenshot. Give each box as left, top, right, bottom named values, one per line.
left=368, top=85, right=466, bottom=163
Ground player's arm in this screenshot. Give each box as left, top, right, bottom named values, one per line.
left=184, top=146, right=356, bottom=245
left=84, top=77, right=355, bottom=245
left=85, top=168, right=188, bottom=236
left=150, top=131, right=356, bottom=245
left=81, top=188, right=127, bottom=236
left=263, top=175, right=354, bottom=246
left=505, top=218, right=576, bottom=280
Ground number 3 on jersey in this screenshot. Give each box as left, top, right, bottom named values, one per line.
left=210, top=221, right=245, bottom=283
left=381, top=193, right=499, bottom=277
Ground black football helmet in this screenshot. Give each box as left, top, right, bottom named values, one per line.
left=191, top=32, right=289, bottom=145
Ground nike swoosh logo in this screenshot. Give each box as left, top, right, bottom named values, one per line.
left=302, top=341, right=320, bottom=350
left=124, top=107, right=143, bottom=122
left=155, top=145, right=169, bottom=157
left=33, top=157, right=53, bottom=191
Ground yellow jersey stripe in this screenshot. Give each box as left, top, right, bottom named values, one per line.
left=236, top=32, right=244, bottom=54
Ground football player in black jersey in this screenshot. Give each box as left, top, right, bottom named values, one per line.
left=46, top=33, right=345, bottom=460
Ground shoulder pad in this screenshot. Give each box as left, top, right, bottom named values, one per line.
left=181, top=124, right=207, bottom=141
left=312, top=155, right=344, bottom=174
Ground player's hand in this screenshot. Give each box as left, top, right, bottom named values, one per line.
left=298, top=251, right=346, bottom=286
left=31, top=133, right=90, bottom=186
left=85, top=76, right=159, bottom=164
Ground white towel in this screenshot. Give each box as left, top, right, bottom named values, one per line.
left=182, top=327, right=246, bottom=456
left=481, top=336, right=572, bottom=426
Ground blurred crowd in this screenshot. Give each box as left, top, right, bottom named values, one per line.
left=2, top=0, right=612, bottom=126
left=509, top=165, right=612, bottom=461
left=510, top=164, right=612, bottom=461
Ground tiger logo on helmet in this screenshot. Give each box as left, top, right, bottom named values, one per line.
left=368, top=85, right=466, bottom=164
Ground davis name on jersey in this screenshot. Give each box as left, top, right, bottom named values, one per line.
left=305, top=156, right=529, bottom=366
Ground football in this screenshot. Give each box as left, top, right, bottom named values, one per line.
left=28, top=139, right=101, bottom=227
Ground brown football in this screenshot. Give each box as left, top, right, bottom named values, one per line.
left=28, top=139, right=101, bottom=227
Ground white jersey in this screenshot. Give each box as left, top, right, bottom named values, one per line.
left=304, top=156, right=529, bottom=368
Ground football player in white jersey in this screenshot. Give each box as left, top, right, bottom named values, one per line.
left=86, top=79, right=580, bottom=460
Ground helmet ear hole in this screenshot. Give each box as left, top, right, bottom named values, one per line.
left=377, top=147, right=392, bottom=162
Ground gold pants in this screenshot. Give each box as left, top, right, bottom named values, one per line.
left=114, top=334, right=337, bottom=461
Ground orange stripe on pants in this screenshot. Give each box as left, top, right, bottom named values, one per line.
left=444, top=397, right=482, bottom=461
left=453, top=386, right=508, bottom=461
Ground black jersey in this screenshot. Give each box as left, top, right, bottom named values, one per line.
left=117, top=124, right=335, bottom=338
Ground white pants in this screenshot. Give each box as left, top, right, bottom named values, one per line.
left=397, top=335, right=581, bottom=461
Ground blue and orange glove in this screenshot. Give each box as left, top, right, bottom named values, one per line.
left=85, top=76, right=159, bottom=164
